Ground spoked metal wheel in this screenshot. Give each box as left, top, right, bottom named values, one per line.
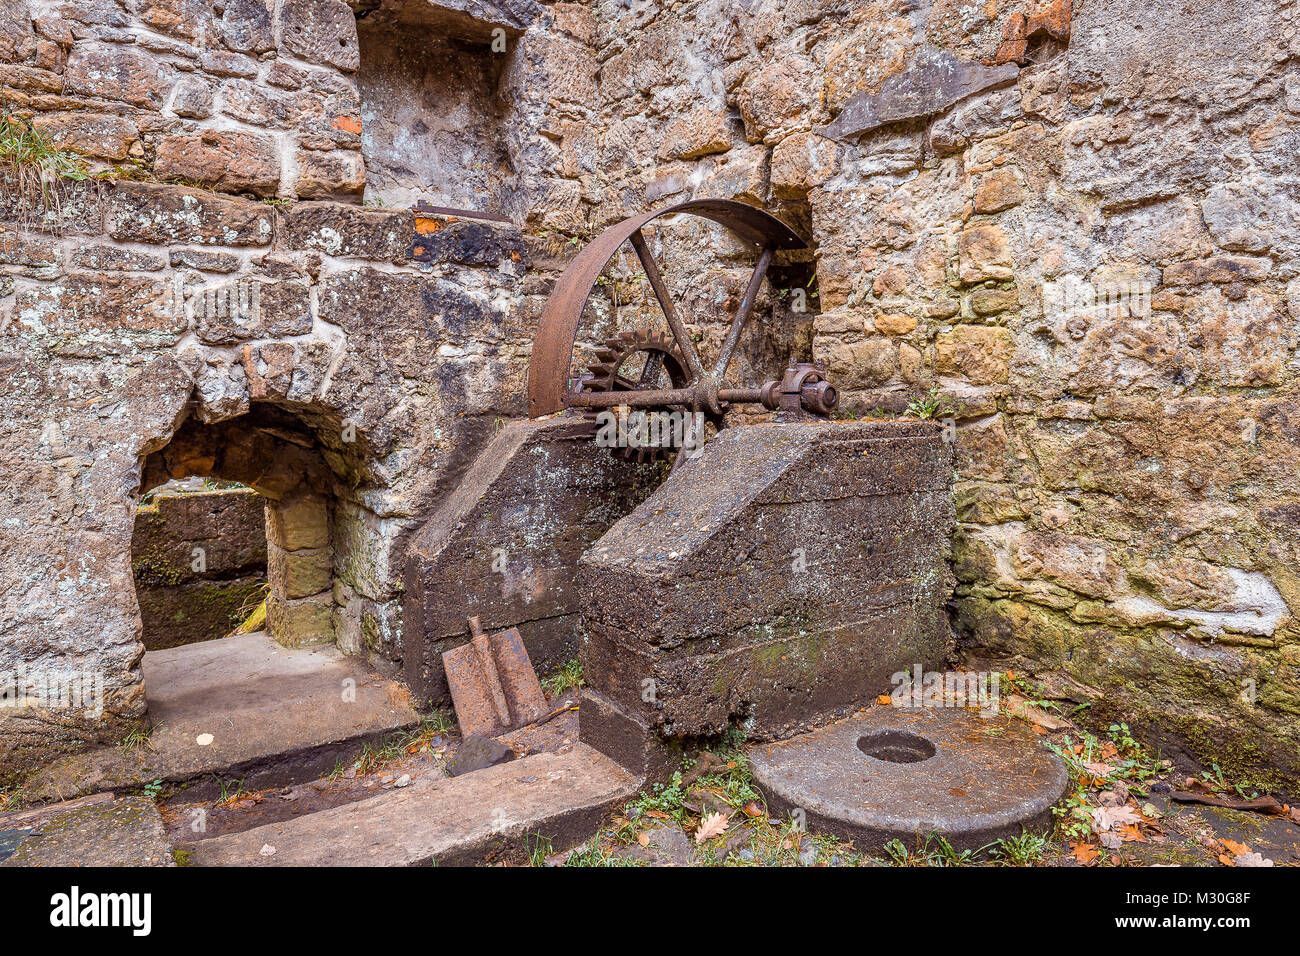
left=527, top=199, right=838, bottom=464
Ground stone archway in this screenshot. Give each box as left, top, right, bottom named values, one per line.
left=138, top=408, right=338, bottom=649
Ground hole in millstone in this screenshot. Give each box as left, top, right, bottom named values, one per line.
left=857, top=731, right=936, bottom=764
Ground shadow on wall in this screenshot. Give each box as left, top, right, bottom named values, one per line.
left=355, top=1, right=521, bottom=212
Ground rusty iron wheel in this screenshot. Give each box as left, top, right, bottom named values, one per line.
left=527, top=199, right=807, bottom=422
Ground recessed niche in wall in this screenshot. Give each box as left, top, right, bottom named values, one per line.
left=356, top=2, right=518, bottom=214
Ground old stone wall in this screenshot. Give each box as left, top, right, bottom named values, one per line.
left=3, top=0, right=1299, bottom=785
left=577, top=0, right=1300, bottom=784
left=0, top=0, right=597, bottom=775
left=131, top=486, right=266, bottom=650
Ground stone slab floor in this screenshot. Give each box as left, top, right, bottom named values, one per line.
left=22, top=633, right=421, bottom=803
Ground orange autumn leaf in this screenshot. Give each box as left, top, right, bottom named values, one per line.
left=877, top=694, right=892, bottom=705
left=1071, top=841, right=1099, bottom=864
left=636, top=831, right=650, bottom=847
left=1219, top=838, right=1250, bottom=857
left=1118, top=824, right=1146, bottom=843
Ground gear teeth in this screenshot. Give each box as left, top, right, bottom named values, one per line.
left=573, top=328, right=690, bottom=463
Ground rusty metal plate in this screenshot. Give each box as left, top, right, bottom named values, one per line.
left=443, top=618, right=549, bottom=738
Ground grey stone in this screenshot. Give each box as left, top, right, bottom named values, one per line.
left=822, top=45, right=1019, bottom=140
left=750, top=708, right=1069, bottom=851
left=1, top=795, right=174, bottom=867
left=403, top=417, right=662, bottom=708
left=24, top=633, right=418, bottom=802
left=187, top=745, right=636, bottom=865
left=579, top=420, right=954, bottom=751
left=446, top=735, right=516, bottom=777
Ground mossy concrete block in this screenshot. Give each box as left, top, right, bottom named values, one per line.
left=579, top=420, right=955, bottom=746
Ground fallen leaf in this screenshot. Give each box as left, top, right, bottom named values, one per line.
left=1100, top=832, right=1123, bottom=850
left=1083, top=761, right=1115, bottom=777
left=1092, top=805, right=1142, bottom=832
left=1234, top=852, right=1273, bottom=867
left=876, top=694, right=892, bottom=705
left=1070, top=841, right=1099, bottom=864
left=1118, top=824, right=1146, bottom=843
left=1219, top=838, right=1250, bottom=857
left=1141, top=802, right=1162, bottom=818
left=742, top=800, right=763, bottom=818
left=636, top=831, right=650, bottom=847
left=645, top=810, right=670, bottom=820
left=694, top=811, right=729, bottom=844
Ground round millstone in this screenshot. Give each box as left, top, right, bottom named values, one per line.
left=749, top=707, right=1069, bottom=850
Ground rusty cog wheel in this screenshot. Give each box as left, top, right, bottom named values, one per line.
left=579, top=330, right=691, bottom=463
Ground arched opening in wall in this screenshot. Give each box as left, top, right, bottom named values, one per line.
left=137, top=408, right=339, bottom=656
left=353, top=0, right=521, bottom=213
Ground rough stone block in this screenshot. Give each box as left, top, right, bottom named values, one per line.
left=104, top=181, right=274, bottom=246
left=280, top=203, right=412, bottom=260
left=402, top=417, right=663, bottom=708
left=30, top=112, right=138, bottom=161
left=153, top=130, right=281, bottom=197
left=294, top=148, right=365, bottom=200
left=578, top=421, right=955, bottom=751
left=267, top=493, right=331, bottom=551
left=268, top=541, right=331, bottom=599
left=64, top=43, right=170, bottom=107
left=821, top=44, right=1019, bottom=140
left=279, top=0, right=360, bottom=71
left=266, top=592, right=335, bottom=647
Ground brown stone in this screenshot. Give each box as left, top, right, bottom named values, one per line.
left=171, top=76, right=213, bottom=119
left=104, top=181, right=275, bottom=246
left=280, top=203, right=411, bottom=260
left=219, top=0, right=275, bottom=54
left=196, top=279, right=313, bottom=344
left=266, top=592, right=335, bottom=647
left=935, top=326, right=1014, bottom=385
left=154, top=130, right=281, bottom=197
left=770, top=132, right=838, bottom=199
left=973, top=168, right=1024, bottom=213
left=657, top=106, right=731, bottom=160
left=278, top=0, right=360, bottom=72
left=13, top=274, right=183, bottom=337
left=267, top=493, right=331, bottom=551
left=970, top=286, right=1020, bottom=315
left=959, top=223, right=1014, bottom=283
left=294, top=149, right=365, bottom=200
left=240, top=341, right=297, bottom=400
left=1162, top=256, right=1272, bottom=286
left=64, top=44, right=169, bottom=107
left=268, top=542, right=331, bottom=599
left=815, top=336, right=900, bottom=389
left=0, top=64, right=62, bottom=92
left=31, top=112, right=137, bottom=161
left=875, top=312, right=918, bottom=335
